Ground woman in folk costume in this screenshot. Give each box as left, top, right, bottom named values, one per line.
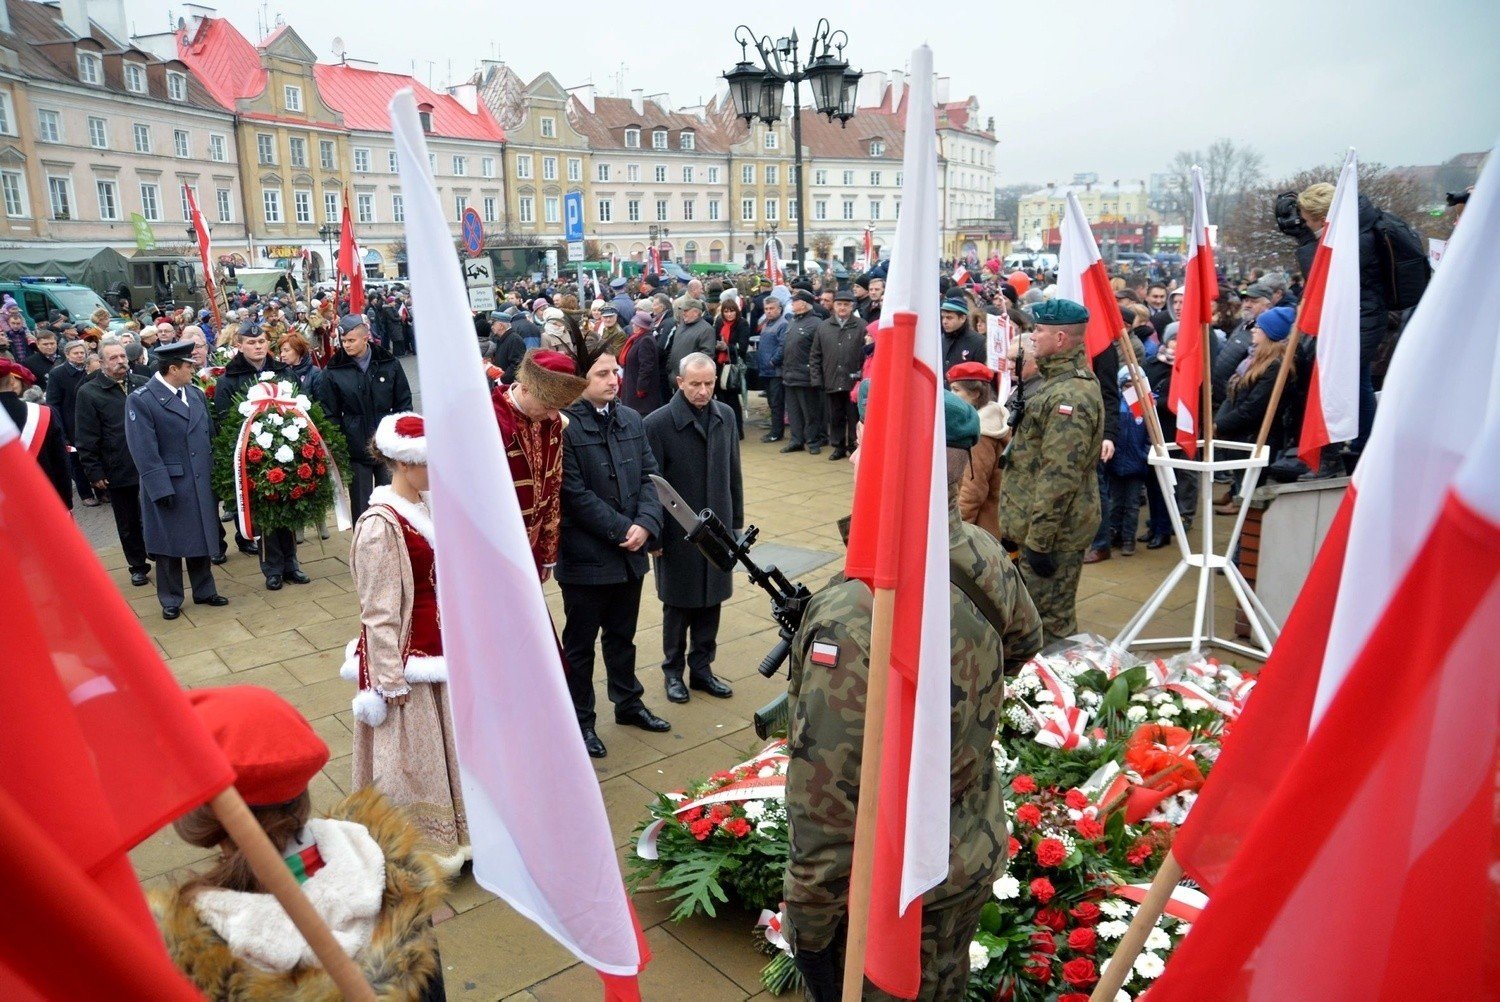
left=152, top=685, right=447, bottom=1000
left=342, top=412, right=469, bottom=876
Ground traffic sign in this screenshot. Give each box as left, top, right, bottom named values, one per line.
left=564, top=191, right=585, bottom=242
left=462, top=207, right=484, bottom=257
left=567, top=240, right=584, bottom=263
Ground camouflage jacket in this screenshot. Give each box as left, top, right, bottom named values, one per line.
left=997, top=345, right=1104, bottom=554
left=782, top=507, right=1044, bottom=952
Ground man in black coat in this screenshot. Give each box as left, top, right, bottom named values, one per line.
left=45, top=338, right=98, bottom=505
left=780, top=291, right=827, bottom=454
left=75, top=342, right=150, bottom=584
left=489, top=309, right=527, bottom=384
left=558, top=348, right=671, bottom=758
left=644, top=352, right=743, bottom=705
left=318, top=314, right=413, bottom=520
left=0, top=359, right=71, bottom=506
left=808, top=290, right=868, bottom=460
left=22, top=329, right=60, bottom=389
left=939, top=298, right=987, bottom=374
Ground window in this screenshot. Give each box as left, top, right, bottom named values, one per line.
left=626, top=164, right=639, bottom=183
left=654, top=198, right=668, bottom=222
left=124, top=63, right=146, bottom=94
left=681, top=199, right=694, bottom=221
left=626, top=199, right=640, bottom=223
left=392, top=193, right=404, bottom=223
left=208, top=133, right=227, bottom=162
left=518, top=196, right=534, bottom=224
left=544, top=196, right=559, bottom=224
left=894, top=198, right=901, bottom=218
left=454, top=194, right=467, bottom=220
left=680, top=131, right=695, bottom=150
left=167, top=72, right=187, bottom=101
left=516, top=155, right=533, bottom=179
left=37, top=109, right=61, bottom=143
left=542, top=157, right=556, bottom=181
left=596, top=162, right=611, bottom=182
left=842, top=170, right=855, bottom=186
left=842, top=198, right=855, bottom=220
left=357, top=192, right=374, bottom=224
left=77, top=52, right=102, bottom=85
left=353, top=148, right=370, bottom=173
left=255, top=133, right=274, bottom=164
left=870, top=170, right=882, bottom=186
left=94, top=179, right=119, bottom=220
left=870, top=139, right=885, bottom=157
left=320, top=141, right=335, bottom=170
left=294, top=190, right=312, bottom=224
left=814, top=169, right=827, bottom=186
left=180, top=184, right=195, bottom=221
left=483, top=196, right=497, bottom=223
left=707, top=166, right=720, bottom=184
left=288, top=136, right=308, bottom=167
left=765, top=165, right=779, bottom=186
left=681, top=166, right=694, bottom=184
left=869, top=199, right=882, bottom=220
left=540, top=116, right=556, bottom=138
left=764, top=198, right=778, bottom=221
left=418, top=109, right=433, bottom=131
left=624, top=128, right=640, bottom=149
left=741, top=164, right=754, bottom=185
left=814, top=199, right=828, bottom=220
left=652, top=129, right=667, bottom=150
left=567, top=157, right=581, bottom=182
left=453, top=155, right=467, bottom=176
left=87, top=117, right=108, bottom=149
left=896, top=172, right=903, bottom=186
left=596, top=199, right=612, bottom=223
left=324, top=191, right=339, bottom=223
left=707, top=199, right=720, bottom=221
left=139, top=183, right=161, bottom=221
left=175, top=130, right=191, bottom=158
left=741, top=197, right=754, bottom=222
left=131, top=124, right=155, bottom=154
left=787, top=198, right=798, bottom=221
left=275, top=84, right=301, bottom=111
left=262, top=189, right=281, bottom=223
left=216, top=187, right=232, bottom=223
left=47, top=176, right=72, bottom=219
left=482, top=156, right=495, bottom=178
left=763, top=130, right=778, bottom=150
left=2, top=170, right=27, bottom=217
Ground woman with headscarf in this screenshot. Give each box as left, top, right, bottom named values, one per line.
left=712, top=298, right=750, bottom=439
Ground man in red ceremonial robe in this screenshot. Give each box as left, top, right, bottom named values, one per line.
left=491, top=349, right=588, bottom=579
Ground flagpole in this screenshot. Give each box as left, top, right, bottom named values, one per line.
left=1089, top=850, right=1183, bottom=1002
left=1251, top=305, right=1307, bottom=458
left=1114, top=329, right=1168, bottom=455
left=209, top=788, right=376, bottom=1000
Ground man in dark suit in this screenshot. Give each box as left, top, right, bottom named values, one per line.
left=45, top=338, right=98, bottom=506
left=123, top=341, right=229, bottom=620
left=318, top=314, right=413, bottom=520
left=558, top=347, right=671, bottom=759
left=75, top=341, right=150, bottom=585
left=0, top=358, right=71, bottom=505
left=22, top=329, right=60, bottom=388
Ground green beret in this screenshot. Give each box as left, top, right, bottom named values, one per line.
left=856, top=382, right=980, bottom=449
left=1031, top=297, right=1090, bottom=325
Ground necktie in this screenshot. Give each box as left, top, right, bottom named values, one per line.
left=177, top=389, right=187, bottom=409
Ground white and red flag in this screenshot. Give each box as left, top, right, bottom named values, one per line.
left=337, top=193, right=365, bottom=311
left=842, top=44, right=951, bottom=999
left=1296, top=149, right=1362, bottom=467
left=184, top=185, right=221, bottom=330
left=1056, top=191, right=1127, bottom=360
left=1156, top=143, right=1500, bottom=1000
left=951, top=262, right=970, bottom=285
left=1167, top=166, right=1218, bottom=458
left=390, top=89, right=647, bottom=999
left=765, top=236, right=784, bottom=286
left=863, top=227, right=874, bottom=270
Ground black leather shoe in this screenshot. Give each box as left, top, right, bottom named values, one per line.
left=162, top=606, right=181, bottom=621
left=211, top=552, right=228, bottom=566
left=828, top=448, right=848, bottom=461
left=1137, top=530, right=1155, bottom=542
left=195, top=595, right=230, bottom=607
left=130, top=571, right=150, bottom=587
left=807, top=444, right=822, bottom=455
left=616, top=707, right=672, bottom=732
left=265, top=575, right=283, bottom=590
left=664, top=676, right=690, bottom=703
left=761, top=434, right=782, bottom=443
left=689, top=674, right=734, bottom=699
left=284, top=570, right=312, bottom=585
left=1146, top=534, right=1169, bottom=550
left=582, top=728, right=607, bottom=758
left=779, top=443, right=804, bottom=453
left=237, top=541, right=260, bottom=556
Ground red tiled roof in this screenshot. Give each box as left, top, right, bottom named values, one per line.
left=569, top=95, right=724, bottom=153
left=796, top=107, right=906, bottom=161
left=176, top=16, right=267, bottom=110
left=941, top=100, right=970, bottom=130
left=315, top=64, right=504, bottom=141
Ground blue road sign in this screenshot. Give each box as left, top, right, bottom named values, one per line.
left=564, top=190, right=585, bottom=242
left=462, top=207, right=484, bottom=256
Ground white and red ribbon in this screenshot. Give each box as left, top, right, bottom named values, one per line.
left=1028, top=664, right=1100, bottom=750
left=636, top=741, right=788, bottom=860
left=231, top=377, right=351, bottom=539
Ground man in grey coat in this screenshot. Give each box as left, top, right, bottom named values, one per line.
left=123, top=341, right=230, bottom=619
left=779, top=290, right=827, bottom=454
left=644, top=352, right=743, bottom=705
left=663, top=297, right=716, bottom=384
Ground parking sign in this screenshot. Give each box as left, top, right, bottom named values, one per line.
left=564, top=191, right=584, bottom=243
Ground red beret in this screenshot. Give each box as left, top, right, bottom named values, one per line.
left=0, top=358, right=35, bottom=387
left=530, top=349, right=577, bottom=376
left=946, top=361, right=996, bottom=384
left=188, top=686, right=329, bottom=806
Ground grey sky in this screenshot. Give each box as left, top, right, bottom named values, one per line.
left=128, top=0, right=1500, bottom=186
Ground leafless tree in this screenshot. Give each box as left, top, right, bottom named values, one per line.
left=1164, top=139, right=1266, bottom=230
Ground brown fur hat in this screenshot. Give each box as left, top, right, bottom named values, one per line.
left=516, top=349, right=588, bottom=410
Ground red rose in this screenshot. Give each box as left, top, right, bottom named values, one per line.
left=1075, top=817, right=1105, bottom=840
left=265, top=467, right=286, bottom=484
left=1011, top=774, right=1038, bottom=794
left=246, top=446, right=264, bottom=463
left=688, top=818, right=713, bottom=841
left=1022, top=954, right=1052, bottom=981
left=297, top=462, right=313, bottom=480
left=301, top=442, right=317, bottom=459
left=1007, top=836, right=1021, bottom=857
left=1069, top=902, right=1102, bottom=927
left=1065, top=788, right=1089, bottom=810
left=204, top=385, right=215, bottom=399
left=1028, top=931, right=1056, bottom=955
left=722, top=817, right=752, bottom=838
left=1066, top=927, right=1098, bottom=953
left=1035, top=837, right=1067, bottom=867
left=290, top=485, right=304, bottom=499
left=316, top=462, right=327, bottom=475
left=1061, top=957, right=1097, bottom=987
left=1014, top=804, right=1042, bottom=827
left=1034, top=905, right=1067, bottom=931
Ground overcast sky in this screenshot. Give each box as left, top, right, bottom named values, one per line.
left=127, top=0, right=1500, bottom=186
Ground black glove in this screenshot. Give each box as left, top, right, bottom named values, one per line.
left=793, top=943, right=843, bottom=1002
left=155, top=495, right=175, bottom=510
left=1023, top=546, right=1057, bottom=578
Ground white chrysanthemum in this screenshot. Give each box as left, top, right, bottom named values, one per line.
left=1078, top=690, right=1101, bottom=707
left=1096, top=920, right=1129, bottom=940
left=1175, top=922, right=1192, bottom=936
left=967, top=941, right=990, bottom=971
left=743, top=800, right=767, bottom=820
left=1157, top=703, right=1181, bottom=718
left=1152, top=693, right=1173, bottom=705
left=255, top=432, right=274, bottom=449
left=1035, top=689, right=1055, bottom=703
left=266, top=413, right=284, bottom=425
left=294, top=394, right=312, bottom=411
left=257, top=371, right=276, bottom=382
left=251, top=422, right=264, bottom=436
left=274, top=444, right=294, bottom=464
left=1134, top=952, right=1165, bottom=979
left=1145, top=927, right=1171, bottom=951
left=1126, top=705, right=1148, bottom=722
left=1099, top=899, right=1131, bottom=918
left=1131, top=692, right=1151, bottom=703
left=1014, top=672, right=1040, bottom=692
left=991, top=875, right=1020, bottom=900
left=282, top=423, right=301, bottom=442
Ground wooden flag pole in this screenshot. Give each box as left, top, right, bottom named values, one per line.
left=1088, top=850, right=1185, bottom=1002
left=1113, top=330, right=1168, bottom=455
left=1200, top=321, right=1216, bottom=464
left=1250, top=304, right=1308, bottom=459
left=210, top=788, right=377, bottom=1001
left=840, top=586, right=896, bottom=1001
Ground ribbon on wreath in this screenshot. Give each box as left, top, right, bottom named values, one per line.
left=232, top=377, right=352, bottom=540
left=1110, top=882, right=1206, bottom=923
left=636, top=741, right=789, bottom=860
left=756, top=908, right=790, bottom=953
left=1027, top=664, right=1103, bottom=751
left=1161, top=660, right=1256, bottom=721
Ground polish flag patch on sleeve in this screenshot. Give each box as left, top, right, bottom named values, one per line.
left=810, top=641, right=840, bottom=668
left=1057, top=404, right=1074, bottom=416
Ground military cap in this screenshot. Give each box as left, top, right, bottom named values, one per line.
left=1030, top=298, right=1090, bottom=325
left=610, top=276, right=628, bottom=290
left=153, top=341, right=196, bottom=364
left=338, top=313, right=370, bottom=334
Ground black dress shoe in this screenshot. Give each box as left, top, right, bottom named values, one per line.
left=162, top=607, right=181, bottom=621
left=761, top=434, right=782, bottom=443
left=265, top=575, right=283, bottom=590
left=582, top=728, right=607, bottom=758
left=616, top=707, right=672, bottom=732
left=130, top=571, right=150, bottom=587
left=284, top=570, right=312, bottom=585
left=807, top=444, right=822, bottom=456
left=664, top=676, right=690, bottom=703
left=1146, top=534, right=1169, bottom=550
left=779, top=443, right=804, bottom=454
left=211, top=552, right=228, bottom=566
left=194, top=594, right=230, bottom=607
left=828, top=448, right=848, bottom=461
left=1137, top=530, right=1155, bottom=542
left=237, top=541, right=260, bottom=556
left=689, top=674, right=734, bottom=699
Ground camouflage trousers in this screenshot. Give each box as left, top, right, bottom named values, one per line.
left=1019, top=549, right=1085, bottom=646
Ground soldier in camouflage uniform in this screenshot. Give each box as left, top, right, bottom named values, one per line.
left=783, top=392, right=1044, bottom=1001
left=998, top=298, right=1104, bottom=645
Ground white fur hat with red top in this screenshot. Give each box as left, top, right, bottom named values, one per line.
left=372, top=412, right=426, bottom=465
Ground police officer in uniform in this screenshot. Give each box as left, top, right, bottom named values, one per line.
left=783, top=391, right=1043, bottom=1001
left=998, top=298, right=1104, bottom=644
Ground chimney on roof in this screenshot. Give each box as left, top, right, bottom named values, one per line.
left=86, top=0, right=127, bottom=42
left=645, top=91, right=669, bottom=112
left=630, top=88, right=644, bottom=115
left=934, top=74, right=950, bottom=104
left=448, top=82, right=479, bottom=114
left=569, top=82, right=595, bottom=114
left=59, top=0, right=91, bottom=37
left=889, top=70, right=904, bottom=108
left=181, top=3, right=215, bottom=40
left=858, top=70, right=886, bottom=109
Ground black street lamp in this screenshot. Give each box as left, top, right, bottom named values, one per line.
left=317, top=223, right=339, bottom=283
left=724, top=19, right=861, bottom=281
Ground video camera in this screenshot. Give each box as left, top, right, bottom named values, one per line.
left=1274, top=191, right=1311, bottom=239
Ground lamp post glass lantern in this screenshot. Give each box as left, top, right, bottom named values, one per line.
left=724, top=19, right=859, bottom=281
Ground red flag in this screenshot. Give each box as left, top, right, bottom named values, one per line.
left=765, top=237, right=784, bottom=286
left=1167, top=167, right=1217, bottom=458
left=863, top=227, right=874, bottom=270
left=0, top=408, right=234, bottom=997
left=1297, top=149, right=1362, bottom=468
left=951, top=263, right=970, bottom=285
left=338, top=193, right=364, bottom=311
left=184, top=185, right=221, bottom=332
left=1056, top=191, right=1127, bottom=360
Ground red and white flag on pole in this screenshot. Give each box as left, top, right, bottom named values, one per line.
left=863, top=227, right=874, bottom=270
left=184, top=185, right=221, bottom=330
left=1296, top=149, right=1362, bottom=467
left=842, top=45, right=951, bottom=999
left=337, top=194, right=365, bottom=311
left=390, top=90, right=647, bottom=998
left=1156, top=143, right=1500, bottom=1000
left=1056, top=191, right=1127, bottom=360
left=765, top=236, right=784, bottom=286
left=951, top=263, right=970, bottom=285
left=1167, top=166, right=1218, bottom=458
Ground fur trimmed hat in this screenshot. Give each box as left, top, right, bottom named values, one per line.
left=517, top=349, right=588, bottom=410
left=373, top=412, right=426, bottom=464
